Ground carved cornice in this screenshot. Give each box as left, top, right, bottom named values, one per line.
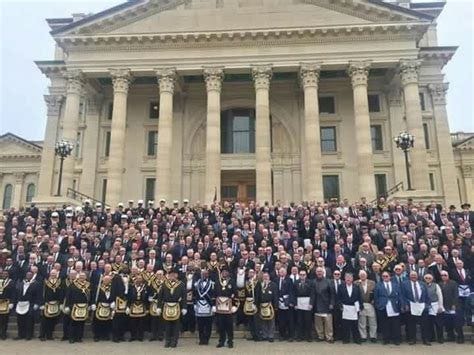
left=252, top=65, right=273, bottom=91
left=428, top=83, right=449, bottom=106
left=399, top=59, right=421, bottom=87
left=109, top=68, right=132, bottom=95
left=65, top=70, right=85, bottom=95
left=203, top=67, right=224, bottom=93
left=155, top=67, right=176, bottom=94
left=347, top=60, right=371, bottom=88
left=44, top=94, right=65, bottom=116
left=299, top=63, right=321, bottom=90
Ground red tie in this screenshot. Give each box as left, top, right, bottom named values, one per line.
left=459, top=270, right=465, bottom=282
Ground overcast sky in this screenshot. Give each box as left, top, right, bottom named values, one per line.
left=0, top=0, right=473, bottom=140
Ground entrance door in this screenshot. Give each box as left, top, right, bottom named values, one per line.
left=221, top=170, right=256, bottom=204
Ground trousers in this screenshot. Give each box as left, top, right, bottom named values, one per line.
left=196, top=316, right=213, bottom=344
left=314, top=314, right=333, bottom=341
left=358, top=303, right=377, bottom=339
left=216, top=313, right=234, bottom=345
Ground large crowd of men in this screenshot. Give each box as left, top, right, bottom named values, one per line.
left=0, top=197, right=473, bottom=348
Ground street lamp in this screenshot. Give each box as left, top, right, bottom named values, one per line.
left=55, top=139, right=74, bottom=196
left=394, top=131, right=415, bottom=191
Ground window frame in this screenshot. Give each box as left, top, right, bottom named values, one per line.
left=145, top=178, right=156, bottom=203
left=423, top=122, right=431, bottom=150
left=370, top=124, right=384, bottom=152
left=25, top=183, right=36, bottom=203
left=320, top=126, right=337, bottom=153
left=322, top=175, right=340, bottom=201
left=149, top=101, right=160, bottom=119
left=374, top=174, right=388, bottom=198
left=104, top=131, right=111, bottom=157
left=221, top=108, right=256, bottom=154
left=368, top=94, right=382, bottom=113
left=2, top=184, right=13, bottom=209
left=147, top=130, right=158, bottom=156
left=318, top=95, right=336, bottom=115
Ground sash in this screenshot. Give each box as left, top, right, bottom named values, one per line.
left=0, top=299, right=9, bottom=314
left=243, top=297, right=257, bottom=316
left=259, top=302, right=274, bottom=320
left=71, top=303, right=88, bottom=321
left=115, top=296, right=128, bottom=313
left=44, top=301, right=61, bottom=318
left=163, top=302, right=180, bottom=321
left=95, top=302, right=112, bottom=320
left=130, top=301, right=147, bottom=318
left=16, top=301, right=30, bottom=315
left=216, top=297, right=232, bottom=314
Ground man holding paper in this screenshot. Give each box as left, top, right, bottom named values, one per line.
left=294, top=269, right=315, bottom=342
left=337, top=273, right=363, bottom=344
left=401, top=271, right=431, bottom=345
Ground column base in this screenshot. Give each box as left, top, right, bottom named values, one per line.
left=390, top=189, right=445, bottom=204
left=32, top=195, right=82, bottom=209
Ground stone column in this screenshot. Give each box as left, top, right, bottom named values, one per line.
left=461, top=166, right=474, bottom=204
left=203, top=67, right=224, bottom=204
left=429, top=83, right=459, bottom=205
left=79, top=96, right=103, bottom=197
left=399, top=60, right=429, bottom=190
left=300, top=63, right=323, bottom=202
left=154, top=67, right=176, bottom=203
left=348, top=61, right=376, bottom=201
left=252, top=65, right=273, bottom=205
left=37, top=94, right=64, bottom=198
left=12, top=173, right=25, bottom=209
left=106, top=69, right=132, bottom=207
left=61, top=70, right=84, bottom=194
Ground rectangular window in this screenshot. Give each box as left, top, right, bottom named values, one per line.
left=323, top=175, right=340, bottom=201
left=370, top=125, right=383, bottom=151
left=423, top=123, right=430, bottom=149
left=145, top=178, right=156, bottom=203
left=104, top=131, right=111, bottom=157
left=375, top=174, right=387, bottom=198
left=320, top=127, right=337, bottom=152
left=222, top=186, right=238, bottom=200
left=107, top=102, right=113, bottom=120
left=101, top=179, right=107, bottom=204
left=79, top=101, right=85, bottom=121
left=419, top=93, right=426, bottom=111
left=74, top=132, right=81, bottom=158
left=147, top=130, right=158, bottom=156
left=368, top=94, right=381, bottom=113
left=319, top=96, right=336, bottom=114
left=429, top=173, right=435, bottom=191
left=149, top=101, right=159, bottom=119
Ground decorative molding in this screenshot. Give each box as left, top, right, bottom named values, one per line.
left=428, top=83, right=449, bottom=106
left=44, top=94, right=65, bottom=116
left=399, top=59, right=421, bottom=87
left=155, top=67, right=176, bottom=94
left=461, top=165, right=473, bottom=178
left=14, top=172, right=25, bottom=183
left=203, top=67, right=224, bottom=93
left=109, top=68, right=132, bottom=94
left=65, top=69, right=85, bottom=95
left=299, top=63, right=321, bottom=89
left=347, top=60, right=371, bottom=87
left=252, top=65, right=273, bottom=91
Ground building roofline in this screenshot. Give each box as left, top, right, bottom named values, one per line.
left=368, top=0, right=435, bottom=20
left=0, top=132, right=43, bottom=150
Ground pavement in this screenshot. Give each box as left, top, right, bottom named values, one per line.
left=0, top=338, right=472, bottom=355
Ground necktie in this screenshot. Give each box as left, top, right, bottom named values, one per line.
left=459, top=270, right=465, bottom=282
left=385, top=282, right=391, bottom=295
left=413, top=282, right=419, bottom=302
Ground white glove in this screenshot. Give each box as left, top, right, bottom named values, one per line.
left=181, top=309, right=188, bottom=316
left=211, top=306, right=216, bottom=314
left=125, top=307, right=130, bottom=315
left=110, top=302, right=116, bottom=310
left=231, top=306, right=237, bottom=314
left=60, top=304, right=64, bottom=312
left=156, top=308, right=162, bottom=316
left=8, top=304, right=13, bottom=310
left=64, top=307, right=70, bottom=315
left=148, top=296, right=154, bottom=302
left=39, top=305, right=45, bottom=311
left=252, top=304, right=257, bottom=311
left=91, top=304, right=97, bottom=311
left=33, top=304, right=39, bottom=311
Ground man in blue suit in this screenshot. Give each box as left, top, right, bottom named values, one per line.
left=337, top=273, right=363, bottom=344
left=374, top=271, right=402, bottom=345
left=401, top=271, right=431, bottom=345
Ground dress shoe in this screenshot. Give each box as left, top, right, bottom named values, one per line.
left=423, top=341, right=431, bottom=346
left=370, top=338, right=377, bottom=343
left=408, top=341, right=416, bottom=345
left=164, top=343, right=171, bottom=348
left=269, top=339, right=274, bottom=343
left=216, top=343, right=224, bottom=348
left=327, top=339, right=334, bottom=344
left=456, top=339, right=464, bottom=344
left=228, top=342, right=234, bottom=348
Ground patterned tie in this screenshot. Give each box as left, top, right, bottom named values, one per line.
left=413, top=282, right=420, bottom=302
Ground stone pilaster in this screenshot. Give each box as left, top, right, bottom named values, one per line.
left=204, top=67, right=224, bottom=204
left=300, top=63, right=323, bottom=202
left=252, top=65, right=273, bottom=205
left=155, top=67, right=176, bottom=204
left=428, top=83, right=459, bottom=205
left=106, top=69, right=132, bottom=207
left=80, top=95, right=103, bottom=198
left=60, top=70, right=85, bottom=195
left=37, top=94, right=65, bottom=198
left=461, top=166, right=474, bottom=204
left=399, top=59, right=430, bottom=190
left=348, top=61, right=376, bottom=201
left=12, top=173, right=25, bottom=209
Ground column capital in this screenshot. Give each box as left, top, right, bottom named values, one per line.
left=428, top=82, right=449, bottom=105
left=299, top=63, right=321, bottom=89
left=252, top=65, right=273, bottom=91
left=398, top=59, right=421, bottom=86
left=347, top=60, right=371, bottom=87
left=203, top=67, right=224, bottom=93
left=155, top=67, right=177, bottom=94
left=14, top=172, right=25, bottom=183
left=65, top=70, right=85, bottom=95
left=109, top=68, right=132, bottom=95
left=44, top=94, right=65, bottom=116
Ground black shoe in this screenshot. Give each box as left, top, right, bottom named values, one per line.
left=327, top=339, right=334, bottom=344
left=69, top=339, right=74, bottom=344
left=76, top=339, right=82, bottom=343
left=438, top=339, right=444, bottom=344
left=342, top=341, right=350, bottom=344
left=39, top=337, right=46, bottom=342
left=355, top=340, right=362, bottom=345
left=370, top=338, right=377, bottom=343
left=170, top=344, right=177, bottom=348
left=228, top=342, right=234, bottom=348
left=423, top=341, right=431, bottom=346
left=61, top=337, right=68, bottom=341
left=269, top=339, right=274, bottom=343
left=216, top=343, right=224, bottom=348
left=360, top=338, right=367, bottom=343
left=113, top=339, right=120, bottom=343
left=150, top=337, right=157, bottom=342
left=129, top=338, right=135, bottom=342
left=164, top=343, right=171, bottom=348
left=456, top=339, right=464, bottom=344
left=383, top=340, right=390, bottom=345
left=94, top=338, right=100, bottom=342
left=408, top=341, right=416, bottom=345
left=394, top=342, right=400, bottom=346
left=288, top=338, right=293, bottom=342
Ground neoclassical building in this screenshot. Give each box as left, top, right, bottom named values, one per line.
left=27, top=0, right=470, bottom=208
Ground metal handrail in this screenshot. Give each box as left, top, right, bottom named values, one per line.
left=370, top=181, right=404, bottom=204
left=66, top=188, right=107, bottom=207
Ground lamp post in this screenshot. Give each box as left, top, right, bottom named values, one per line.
left=394, top=132, right=415, bottom=191
left=55, top=139, right=74, bottom=196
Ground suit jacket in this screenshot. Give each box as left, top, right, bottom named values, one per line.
left=401, top=280, right=430, bottom=310
left=439, top=280, right=459, bottom=310
left=276, top=277, right=296, bottom=307
left=355, top=279, right=375, bottom=304
left=429, top=264, right=449, bottom=283
left=313, top=277, right=335, bottom=313
left=374, top=280, right=402, bottom=313
left=337, top=283, right=363, bottom=310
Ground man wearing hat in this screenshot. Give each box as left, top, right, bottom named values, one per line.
left=136, top=200, right=146, bottom=218
left=112, top=203, right=124, bottom=225
left=157, top=199, right=169, bottom=216
left=460, top=203, right=474, bottom=229
left=157, top=267, right=186, bottom=348
left=83, top=200, right=93, bottom=218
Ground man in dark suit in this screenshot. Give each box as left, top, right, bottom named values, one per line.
left=14, top=271, right=41, bottom=340
left=401, top=271, right=431, bottom=345
left=313, top=267, right=335, bottom=342
left=428, top=254, right=449, bottom=283
left=374, top=271, right=402, bottom=345
left=337, top=273, right=363, bottom=344
left=275, top=267, right=295, bottom=341
left=293, top=269, right=315, bottom=342
left=439, top=271, right=464, bottom=343
left=459, top=203, right=474, bottom=229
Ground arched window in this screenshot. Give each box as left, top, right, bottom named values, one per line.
left=221, top=109, right=255, bottom=153
left=2, top=184, right=13, bottom=209
left=26, top=183, right=36, bottom=203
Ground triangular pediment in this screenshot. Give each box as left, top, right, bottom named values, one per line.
left=453, top=136, right=474, bottom=151
left=0, top=133, right=43, bottom=158
left=52, top=0, right=432, bottom=37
